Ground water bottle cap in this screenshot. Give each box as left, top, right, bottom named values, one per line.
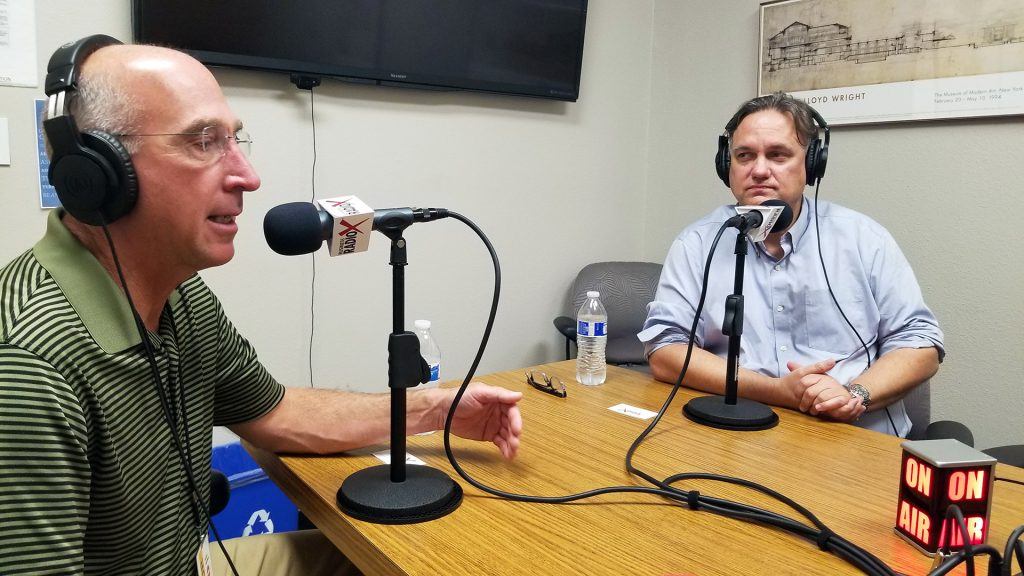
left=586, top=290, right=600, bottom=298
left=414, top=319, right=431, bottom=330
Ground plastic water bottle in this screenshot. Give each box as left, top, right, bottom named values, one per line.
left=414, top=319, right=441, bottom=435
left=414, top=319, right=441, bottom=389
left=575, top=291, right=607, bottom=385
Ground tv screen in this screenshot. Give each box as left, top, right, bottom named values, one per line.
left=132, top=0, right=588, bottom=101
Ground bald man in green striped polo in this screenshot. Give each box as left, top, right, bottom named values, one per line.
left=0, top=40, right=523, bottom=576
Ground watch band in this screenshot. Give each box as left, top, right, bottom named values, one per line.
left=843, top=382, right=871, bottom=408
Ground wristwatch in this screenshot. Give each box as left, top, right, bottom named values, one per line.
left=843, top=382, right=871, bottom=409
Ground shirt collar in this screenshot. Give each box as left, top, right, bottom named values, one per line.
left=32, top=209, right=181, bottom=354
left=787, top=195, right=813, bottom=251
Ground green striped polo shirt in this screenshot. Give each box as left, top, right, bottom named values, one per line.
left=0, top=210, right=285, bottom=575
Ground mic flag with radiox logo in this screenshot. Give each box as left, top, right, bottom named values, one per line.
left=318, top=196, right=373, bottom=256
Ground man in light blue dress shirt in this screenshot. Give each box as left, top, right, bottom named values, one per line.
left=639, top=93, right=943, bottom=436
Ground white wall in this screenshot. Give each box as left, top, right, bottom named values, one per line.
left=2, top=1, right=1019, bottom=450
left=0, top=2, right=653, bottom=444
left=645, top=0, right=1024, bottom=449
left=205, top=1, right=655, bottom=390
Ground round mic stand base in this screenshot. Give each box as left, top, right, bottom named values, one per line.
left=683, top=396, right=779, bottom=431
left=337, top=464, right=463, bottom=525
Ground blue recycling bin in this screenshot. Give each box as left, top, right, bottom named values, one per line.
left=209, top=442, right=298, bottom=541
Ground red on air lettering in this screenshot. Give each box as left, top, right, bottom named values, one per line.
left=897, top=499, right=931, bottom=545
left=940, top=517, right=986, bottom=547
left=947, top=469, right=986, bottom=502
left=904, top=456, right=932, bottom=498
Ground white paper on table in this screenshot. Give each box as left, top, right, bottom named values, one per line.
left=373, top=450, right=426, bottom=466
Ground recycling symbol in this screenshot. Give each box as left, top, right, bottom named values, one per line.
left=242, top=509, right=275, bottom=536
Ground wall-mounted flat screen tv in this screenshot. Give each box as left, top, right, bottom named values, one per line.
left=133, top=0, right=588, bottom=101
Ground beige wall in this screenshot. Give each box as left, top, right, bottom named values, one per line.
left=645, top=0, right=1024, bottom=449
left=1, top=1, right=1019, bottom=449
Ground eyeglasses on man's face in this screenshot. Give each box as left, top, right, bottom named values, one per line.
left=116, top=125, right=252, bottom=163
left=526, top=371, right=566, bottom=398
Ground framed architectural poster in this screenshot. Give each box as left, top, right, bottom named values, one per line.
left=759, top=0, right=1024, bottom=124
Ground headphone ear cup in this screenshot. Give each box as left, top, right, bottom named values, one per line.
left=49, top=145, right=116, bottom=223
left=715, top=134, right=730, bottom=187
left=814, top=140, right=828, bottom=183
left=79, top=130, right=138, bottom=225
left=804, top=137, right=820, bottom=186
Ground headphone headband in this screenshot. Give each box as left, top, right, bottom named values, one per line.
left=722, top=103, right=828, bottom=149
left=809, top=107, right=830, bottom=151
left=45, top=35, right=123, bottom=97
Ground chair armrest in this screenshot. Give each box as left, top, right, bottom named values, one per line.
left=923, top=420, right=975, bottom=447
left=553, top=316, right=576, bottom=341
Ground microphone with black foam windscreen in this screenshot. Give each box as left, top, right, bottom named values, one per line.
left=727, top=198, right=794, bottom=242
left=263, top=196, right=449, bottom=256
left=263, top=195, right=463, bottom=526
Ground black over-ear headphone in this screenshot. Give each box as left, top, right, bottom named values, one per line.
left=714, top=105, right=830, bottom=188
left=43, top=35, right=138, bottom=226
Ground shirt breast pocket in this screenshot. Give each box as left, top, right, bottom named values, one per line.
left=803, top=289, right=875, bottom=357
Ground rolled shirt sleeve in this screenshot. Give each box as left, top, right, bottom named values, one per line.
left=641, top=223, right=717, bottom=357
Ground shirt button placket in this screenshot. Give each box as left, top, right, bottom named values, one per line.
left=769, top=260, right=789, bottom=369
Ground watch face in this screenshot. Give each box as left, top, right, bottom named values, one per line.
left=850, top=384, right=870, bottom=407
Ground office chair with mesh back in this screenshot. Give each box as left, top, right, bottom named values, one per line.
left=553, top=261, right=662, bottom=368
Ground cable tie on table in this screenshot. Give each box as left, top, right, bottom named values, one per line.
left=686, top=490, right=700, bottom=510
left=816, top=528, right=835, bottom=551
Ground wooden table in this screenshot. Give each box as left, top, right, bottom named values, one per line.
left=247, top=362, right=1024, bottom=575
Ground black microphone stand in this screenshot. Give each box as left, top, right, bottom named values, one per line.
left=683, top=228, right=779, bottom=431
left=336, top=215, right=462, bottom=523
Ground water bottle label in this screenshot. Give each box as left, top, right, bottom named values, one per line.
left=577, top=320, right=606, bottom=337
left=429, top=363, right=440, bottom=382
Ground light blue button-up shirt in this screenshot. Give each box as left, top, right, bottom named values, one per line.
left=639, top=197, right=944, bottom=436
